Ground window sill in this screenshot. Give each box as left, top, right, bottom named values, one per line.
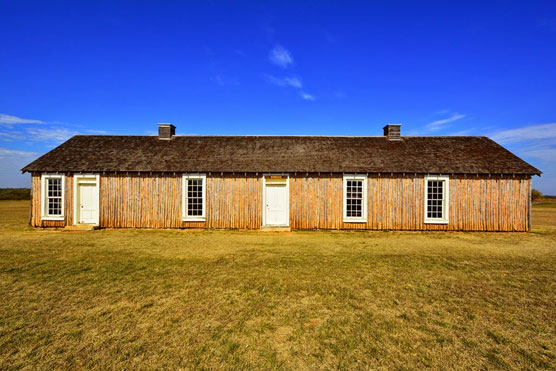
left=343, top=219, right=367, bottom=223
left=42, top=216, right=64, bottom=221
left=424, top=219, right=449, bottom=225
left=182, top=218, right=206, bottom=222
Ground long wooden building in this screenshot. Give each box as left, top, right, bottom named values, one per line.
left=22, top=124, right=541, bottom=231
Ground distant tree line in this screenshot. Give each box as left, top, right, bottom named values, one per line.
left=0, top=188, right=31, bottom=200
left=532, top=189, right=556, bottom=202
left=532, top=189, right=542, bottom=201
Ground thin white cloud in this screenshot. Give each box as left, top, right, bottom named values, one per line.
left=518, top=145, right=556, bottom=163
left=300, top=92, right=315, bottom=101
left=0, top=147, right=39, bottom=158
left=0, top=119, right=83, bottom=144
left=269, top=45, right=293, bottom=68
left=0, top=147, right=38, bottom=187
left=490, top=124, right=556, bottom=165
left=425, top=113, right=465, bottom=132
left=0, top=113, right=44, bottom=125
left=0, top=130, right=26, bottom=142
left=0, top=115, right=97, bottom=187
left=490, top=122, right=556, bottom=194
left=490, top=123, right=556, bottom=144
left=25, top=127, right=79, bottom=143
left=447, top=128, right=474, bottom=136
left=264, top=75, right=315, bottom=101
left=266, top=75, right=302, bottom=88
left=265, top=46, right=315, bottom=101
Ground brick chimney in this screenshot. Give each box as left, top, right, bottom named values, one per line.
left=158, top=123, right=175, bottom=140
left=383, top=124, right=401, bottom=140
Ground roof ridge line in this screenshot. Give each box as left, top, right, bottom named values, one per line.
left=72, top=134, right=489, bottom=138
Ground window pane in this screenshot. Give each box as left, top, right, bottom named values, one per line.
left=187, top=178, right=204, bottom=217
left=48, top=178, right=62, bottom=198
left=426, top=180, right=444, bottom=219
left=345, top=179, right=363, bottom=218
left=48, top=198, right=61, bottom=215
left=46, top=178, right=62, bottom=216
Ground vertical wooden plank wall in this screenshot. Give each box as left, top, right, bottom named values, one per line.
left=30, top=172, right=530, bottom=231
left=99, top=173, right=182, bottom=228
left=30, top=173, right=73, bottom=228
left=289, top=174, right=531, bottom=231
left=203, top=174, right=262, bottom=229
left=98, top=173, right=262, bottom=229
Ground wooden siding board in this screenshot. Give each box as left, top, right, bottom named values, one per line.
left=30, top=172, right=72, bottom=228
left=289, top=174, right=530, bottom=231
left=30, top=172, right=530, bottom=231
left=113, top=173, right=262, bottom=230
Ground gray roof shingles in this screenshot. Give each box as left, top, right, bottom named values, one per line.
left=21, top=135, right=541, bottom=175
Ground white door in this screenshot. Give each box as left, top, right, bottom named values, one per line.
left=265, top=183, right=289, bottom=226
left=79, top=183, right=98, bottom=224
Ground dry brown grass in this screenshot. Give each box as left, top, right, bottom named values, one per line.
left=0, top=200, right=555, bottom=369
left=535, top=209, right=556, bottom=227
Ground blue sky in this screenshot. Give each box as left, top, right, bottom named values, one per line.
left=1, top=1, right=555, bottom=193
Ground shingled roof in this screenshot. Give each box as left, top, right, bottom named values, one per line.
left=21, top=135, right=541, bottom=175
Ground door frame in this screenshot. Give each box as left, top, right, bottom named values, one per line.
left=262, top=173, right=290, bottom=227
left=73, top=174, right=100, bottom=226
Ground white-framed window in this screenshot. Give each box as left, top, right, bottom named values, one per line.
left=424, top=175, right=449, bottom=224
left=343, top=174, right=367, bottom=223
left=41, top=174, right=65, bottom=221
left=182, top=174, right=206, bottom=221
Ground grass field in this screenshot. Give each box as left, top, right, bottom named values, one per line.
left=0, top=201, right=555, bottom=369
